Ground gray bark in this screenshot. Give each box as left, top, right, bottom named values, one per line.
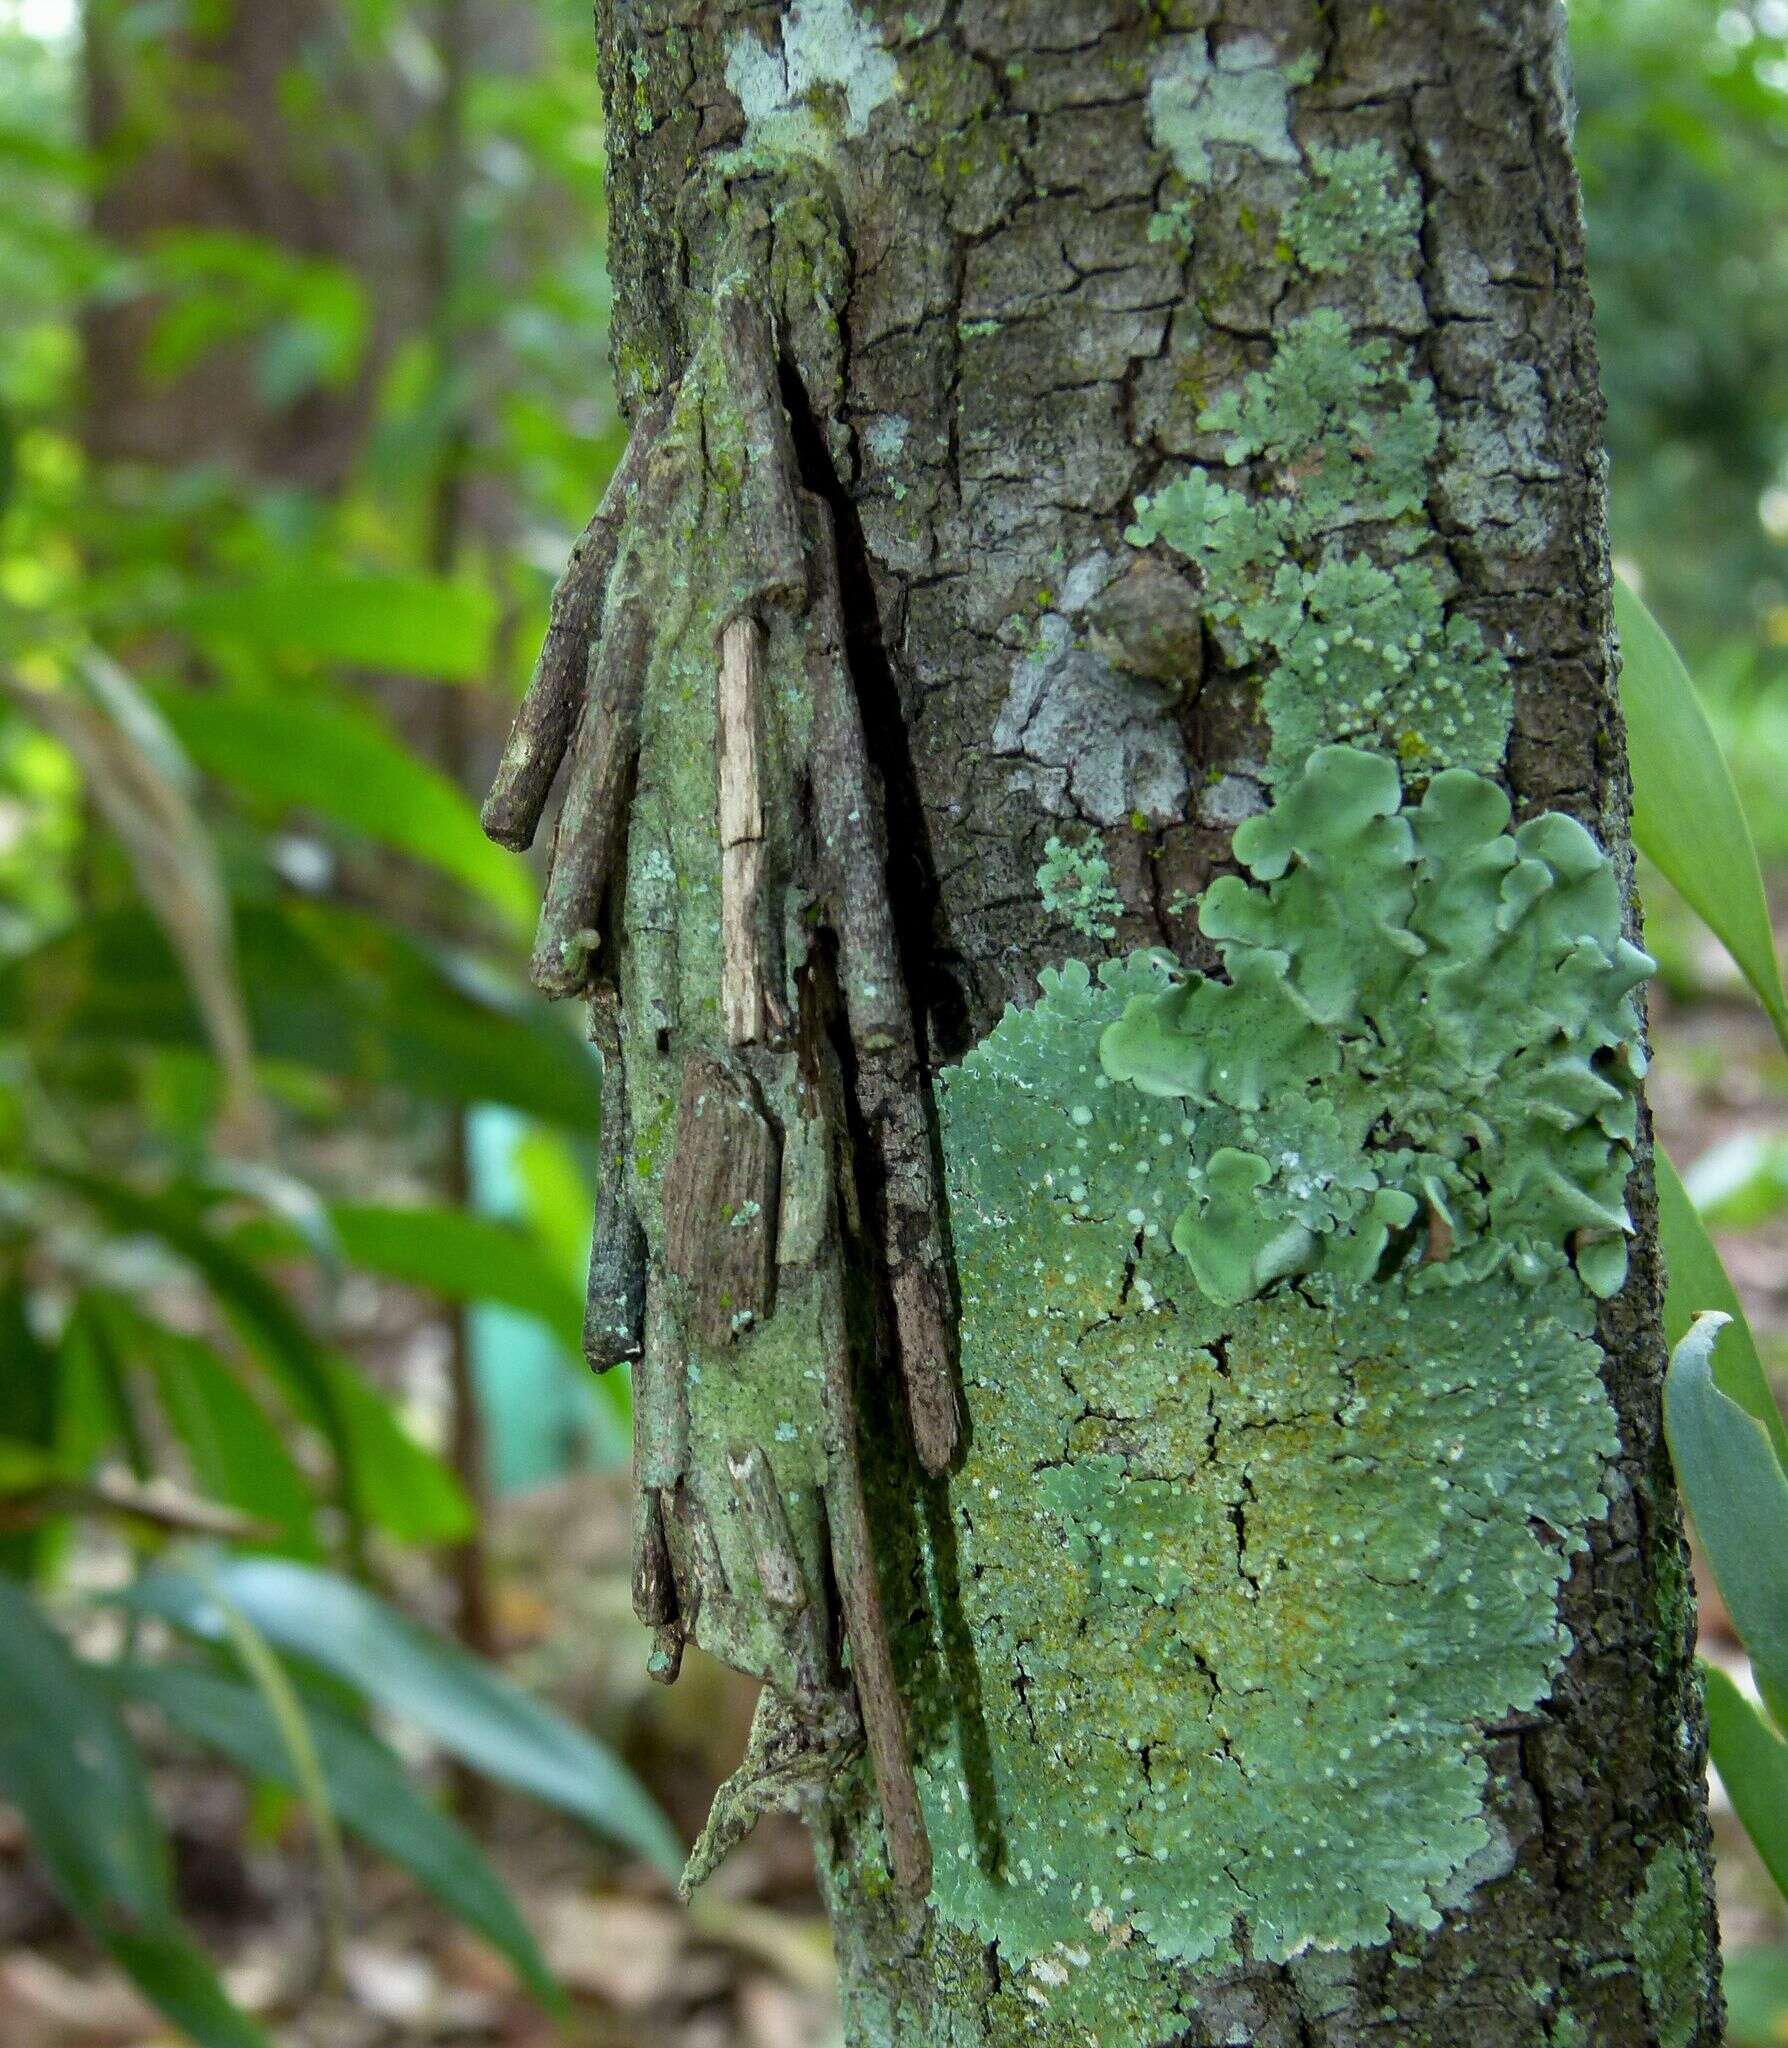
left=528, top=5, right=1722, bottom=2042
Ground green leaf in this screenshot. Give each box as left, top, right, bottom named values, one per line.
left=44, top=1170, right=366, bottom=1558
left=323, top=1358, right=472, bottom=1545
left=1655, top=1146, right=1788, bottom=1473
left=330, top=1204, right=584, bottom=1353
left=1703, top=1663, right=1788, bottom=1899
left=1663, top=1314, right=1788, bottom=1726
left=3, top=898, right=604, bottom=1131
left=1681, top=1131, right=1788, bottom=1232
left=1615, top=575, right=1788, bottom=1050
left=0, top=1282, right=60, bottom=1576
left=0, top=1582, right=267, bottom=2048
left=158, top=692, right=531, bottom=928
left=125, top=1558, right=682, bottom=1880
left=101, top=1926, right=273, bottom=2048
left=178, top=572, right=496, bottom=684
left=1725, top=1945, right=1788, bottom=2048
left=136, top=1318, right=318, bottom=1555
left=110, top=1661, right=559, bottom=2005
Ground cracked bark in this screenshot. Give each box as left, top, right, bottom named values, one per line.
left=580, top=4, right=1719, bottom=2044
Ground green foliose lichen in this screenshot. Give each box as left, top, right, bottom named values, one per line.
left=1128, top=310, right=1511, bottom=781
left=1130, top=88, right=1515, bottom=783
left=1100, top=745, right=1653, bottom=1304
left=1281, top=142, right=1422, bottom=274
left=1037, top=833, right=1125, bottom=942
left=918, top=751, right=1647, bottom=2021
left=1629, top=1837, right=1706, bottom=2048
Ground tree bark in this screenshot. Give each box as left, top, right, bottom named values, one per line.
left=535, top=4, right=1721, bottom=2042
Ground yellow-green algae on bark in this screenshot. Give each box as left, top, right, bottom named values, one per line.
left=912, top=747, right=1649, bottom=2017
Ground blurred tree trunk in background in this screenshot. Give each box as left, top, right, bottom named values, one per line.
left=580, top=3, right=1723, bottom=2044
left=81, top=0, right=409, bottom=485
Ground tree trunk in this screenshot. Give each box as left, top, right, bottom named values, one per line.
left=514, top=4, right=1721, bottom=2041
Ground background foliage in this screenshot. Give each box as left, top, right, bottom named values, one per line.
left=0, top=0, right=1783, bottom=2043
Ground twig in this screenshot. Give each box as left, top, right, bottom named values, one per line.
left=803, top=497, right=961, bottom=1471
left=717, top=616, right=772, bottom=1046
left=482, top=392, right=672, bottom=851
left=716, top=285, right=806, bottom=618
left=584, top=992, right=646, bottom=1370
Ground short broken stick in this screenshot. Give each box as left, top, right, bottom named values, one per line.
left=817, top=1256, right=932, bottom=1899
left=717, top=615, right=771, bottom=1047
left=483, top=391, right=671, bottom=852
left=728, top=1442, right=831, bottom=1707
left=585, top=992, right=646, bottom=1371
left=529, top=579, right=649, bottom=997
left=804, top=495, right=961, bottom=1472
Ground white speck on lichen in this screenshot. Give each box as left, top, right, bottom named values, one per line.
left=725, top=0, right=899, bottom=159
left=1147, top=33, right=1302, bottom=187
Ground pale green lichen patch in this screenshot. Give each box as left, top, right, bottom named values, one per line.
left=1629, top=1838, right=1705, bottom=2048
left=1281, top=142, right=1422, bottom=274
left=1128, top=310, right=1511, bottom=781
left=1147, top=34, right=1305, bottom=187
left=919, top=751, right=1646, bottom=2011
left=1037, top=833, right=1125, bottom=942
left=1131, top=105, right=1518, bottom=782
left=1100, top=745, right=1653, bottom=1304
left=724, top=0, right=899, bottom=161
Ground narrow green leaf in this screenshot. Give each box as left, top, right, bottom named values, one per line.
left=126, top=1558, right=683, bottom=1880
left=1704, top=1663, right=1788, bottom=1898
left=200, top=1573, right=352, bottom=1969
left=0, top=1582, right=267, bottom=2048
left=138, top=1321, right=318, bottom=1556
left=1655, top=1146, right=1788, bottom=1473
left=159, top=692, right=530, bottom=927
left=179, top=572, right=496, bottom=684
left=1725, top=1944, right=1788, bottom=2048
left=45, top=1169, right=365, bottom=1558
left=101, top=1926, right=272, bottom=2048
left=323, top=1358, right=472, bottom=1545
left=330, top=1204, right=584, bottom=1353
left=110, top=1662, right=559, bottom=2005
left=0, top=1282, right=61, bottom=1576
left=1615, top=575, right=1788, bottom=1050
left=1682, top=1131, right=1788, bottom=1232
left=1664, top=1315, right=1788, bottom=1727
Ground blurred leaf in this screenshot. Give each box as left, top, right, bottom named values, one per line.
left=1615, top=576, right=1788, bottom=1051
left=111, top=1661, right=559, bottom=2006
left=2, top=656, right=261, bottom=1136
left=1704, top=1663, right=1788, bottom=1899
left=1680, top=1131, right=1788, bottom=1232
left=324, top=1358, right=472, bottom=1545
left=158, top=691, right=531, bottom=927
left=1663, top=1314, right=1788, bottom=1728
left=126, top=1557, right=683, bottom=1880
left=1655, top=1146, right=1788, bottom=1473
left=0, top=1581, right=267, bottom=2048
left=1725, top=1944, right=1788, bottom=2048
left=2, top=898, right=603, bottom=1130
left=330, top=1203, right=583, bottom=1353
left=179, top=572, right=496, bottom=684
left=0, top=1283, right=61, bottom=1577
left=201, top=1566, right=353, bottom=1972
left=136, top=1318, right=318, bottom=1556
left=44, top=1170, right=366, bottom=1559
